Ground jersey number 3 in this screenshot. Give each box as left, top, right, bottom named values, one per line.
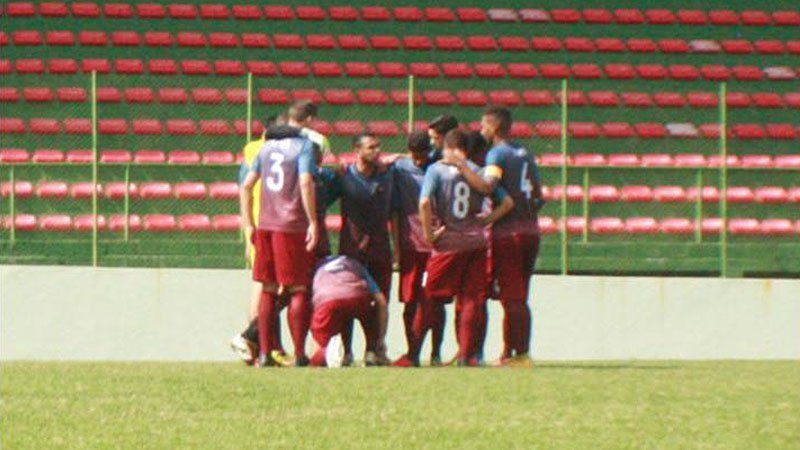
left=265, top=152, right=286, bottom=192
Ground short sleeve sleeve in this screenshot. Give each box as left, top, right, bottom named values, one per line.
left=420, top=167, right=438, bottom=200
left=297, top=139, right=317, bottom=175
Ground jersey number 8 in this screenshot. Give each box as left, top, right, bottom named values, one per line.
left=452, top=181, right=470, bottom=219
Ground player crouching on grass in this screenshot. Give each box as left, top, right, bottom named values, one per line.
left=308, top=255, right=389, bottom=367
left=412, top=129, right=514, bottom=367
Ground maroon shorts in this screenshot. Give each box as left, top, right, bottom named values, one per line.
left=252, top=229, right=312, bottom=286
left=311, top=297, right=375, bottom=347
left=399, top=250, right=430, bottom=303
left=490, top=233, right=540, bottom=301
left=424, top=248, right=487, bottom=301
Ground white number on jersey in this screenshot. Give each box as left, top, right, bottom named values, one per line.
left=520, top=162, right=534, bottom=200
left=265, top=152, right=286, bottom=192
left=452, top=181, right=471, bottom=219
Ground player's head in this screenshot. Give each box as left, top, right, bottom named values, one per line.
left=442, top=129, right=468, bottom=160
left=481, top=107, right=512, bottom=142
left=428, top=115, right=459, bottom=150
left=287, top=100, right=318, bottom=128
left=260, top=113, right=287, bottom=139
left=407, top=130, right=431, bottom=167
left=465, top=131, right=489, bottom=166
left=353, top=132, right=381, bottom=166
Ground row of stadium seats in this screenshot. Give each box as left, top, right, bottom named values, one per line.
left=3, top=118, right=799, bottom=140
left=4, top=180, right=798, bottom=204
left=4, top=213, right=799, bottom=237
left=4, top=87, right=799, bottom=110
left=3, top=149, right=799, bottom=169
left=3, top=58, right=798, bottom=80
left=6, top=30, right=800, bottom=56
left=4, top=3, right=799, bottom=26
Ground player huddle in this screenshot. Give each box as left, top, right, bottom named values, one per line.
left=232, top=101, right=544, bottom=368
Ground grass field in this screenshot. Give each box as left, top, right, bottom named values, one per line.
left=2, top=362, right=798, bottom=449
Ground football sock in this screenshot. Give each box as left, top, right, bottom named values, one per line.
left=430, top=303, right=445, bottom=359
left=502, top=301, right=531, bottom=356
left=402, top=302, right=417, bottom=354
left=272, top=313, right=284, bottom=354
left=341, top=319, right=354, bottom=355
left=287, top=291, right=310, bottom=358
left=473, top=301, right=487, bottom=360
left=257, top=291, right=277, bottom=356
left=409, top=301, right=436, bottom=361
left=242, top=319, right=258, bottom=343
left=456, top=297, right=482, bottom=361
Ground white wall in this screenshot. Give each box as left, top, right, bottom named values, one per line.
left=1, top=265, right=798, bottom=361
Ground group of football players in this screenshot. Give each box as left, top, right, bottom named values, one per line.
left=230, top=100, right=544, bottom=368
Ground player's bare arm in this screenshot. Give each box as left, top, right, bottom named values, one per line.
left=239, top=170, right=260, bottom=242
left=441, top=150, right=495, bottom=194
left=482, top=196, right=515, bottom=226
left=299, top=172, right=319, bottom=252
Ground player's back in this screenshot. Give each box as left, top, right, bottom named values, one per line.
left=312, top=256, right=376, bottom=306
left=253, top=136, right=313, bottom=233
left=393, top=157, right=431, bottom=253
left=426, top=161, right=487, bottom=252
left=486, top=143, right=541, bottom=236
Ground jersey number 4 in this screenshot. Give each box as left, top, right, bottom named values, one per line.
left=520, top=162, right=534, bottom=200
left=265, top=152, right=286, bottom=192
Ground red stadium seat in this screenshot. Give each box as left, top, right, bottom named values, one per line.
left=104, top=3, right=133, bottom=18
left=755, top=40, right=785, bottom=54
left=48, top=59, right=77, bottom=74
left=97, top=119, right=127, bottom=135
left=773, top=11, right=800, bottom=26
left=0, top=149, right=28, bottom=163
left=369, top=35, right=400, bottom=50
left=457, top=7, right=486, bottom=22
left=572, top=64, right=602, bottom=79
left=590, top=217, right=624, bottom=235
left=100, top=150, right=131, bottom=163
left=582, top=9, right=613, bottom=24
left=291, top=89, right=323, bottom=103
left=588, top=91, right=619, bottom=107
left=0, top=88, right=14, bottom=103
left=620, top=186, right=653, bottom=202
left=264, top=5, right=293, bottom=20
left=132, top=119, right=162, bottom=135
left=741, top=10, right=771, bottom=26
left=569, top=122, right=599, bottom=138
left=168, top=151, right=201, bottom=165
left=709, top=10, right=739, bottom=25
left=487, top=8, right=518, bottom=22
left=790, top=188, right=800, bottom=202
left=674, top=154, right=707, bottom=167
left=572, top=154, right=606, bottom=166
left=669, top=65, right=700, bottom=80
left=564, top=37, right=594, bottom=52
left=765, top=67, right=796, bottom=81
left=65, top=151, right=92, bottom=164
left=144, top=215, right=177, bottom=232
left=497, top=36, right=529, bottom=52
left=108, top=214, right=142, bottom=232
left=307, top=34, right=337, bottom=50
left=64, top=118, right=91, bottom=135
left=523, top=90, right=555, bottom=106
left=646, top=9, right=676, bottom=24
left=312, top=62, right=342, bottom=78
left=654, top=186, right=687, bottom=202
left=258, top=89, right=289, bottom=104
left=273, top=34, right=304, bottom=49
left=410, top=63, right=439, bottom=78
left=209, top=182, right=239, bottom=200
left=136, top=3, right=164, bottom=18
left=605, top=64, right=636, bottom=79
left=538, top=154, right=569, bottom=167
left=325, top=89, right=355, bottom=105
left=654, top=92, right=687, bottom=107
left=726, top=187, right=755, bottom=203
left=115, top=59, right=144, bottom=75
left=624, top=217, right=659, bottom=234
left=661, top=218, right=694, bottom=235
left=133, top=150, right=166, bottom=163
left=23, top=87, right=53, bottom=103
left=199, top=120, right=231, bottom=136
left=279, top=61, right=310, bottom=77
left=550, top=185, right=583, bottom=202
left=601, top=122, right=635, bottom=138
left=732, top=66, right=763, bottom=81
left=785, top=93, right=800, bottom=108
left=71, top=2, right=100, bottom=18
left=246, top=61, right=277, bottom=77
left=722, top=40, right=754, bottom=54
left=641, top=154, right=673, bottom=167
left=294, top=5, right=325, bottom=21
left=329, top=6, right=358, bottom=21
left=508, top=122, right=533, bottom=138
left=174, top=182, right=207, bottom=200
left=338, top=35, right=368, bottom=50
left=754, top=187, right=789, bottom=204
left=535, top=121, right=561, bottom=138
left=678, top=10, right=707, bottom=25
left=467, top=36, right=497, bottom=51
left=732, top=124, right=766, bottom=140
left=627, top=38, right=657, bottom=53
left=687, top=187, right=721, bottom=203
left=166, top=120, right=196, bottom=136
left=622, top=92, right=653, bottom=107
left=46, top=31, right=75, bottom=46
left=233, top=5, right=261, bottom=20
left=608, top=154, right=639, bottom=166
left=16, top=59, right=45, bottom=74
left=111, top=31, right=140, bottom=47
left=394, top=6, right=423, bottom=22
left=199, top=4, right=228, bottom=20
left=659, top=39, right=689, bottom=53
left=766, top=124, right=796, bottom=140
left=242, top=33, right=270, bottom=48
left=144, top=32, right=173, bottom=48
left=213, top=60, right=244, bottom=76
left=615, top=8, right=645, bottom=24
left=729, top=219, right=760, bottom=236
left=39, top=215, right=72, bottom=232
left=690, top=39, right=721, bottom=53
left=158, top=88, right=187, bottom=104
left=588, top=185, right=620, bottom=202
left=209, top=33, right=238, bottom=48
left=424, top=90, right=455, bottom=106
left=489, top=90, right=521, bottom=106
left=531, top=37, right=561, bottom=51
left=775, top=155, right=800, bottom=169
left=595, top=38, right=625, bottom=52
left=30, top=118, right=61, bottom=135
left=507, top=63, right=538, bottom=79
left=333, top=121, right=364, bottom=136
left=424, top=7, right=454, bottom=22
left=0, top=118, right=25, bottom=134
left=212, top=215, right=241, bottom=232
left=760, top=220, right=794, bottom=236
left=391, top=91, right=421, bottom=106
left=700, top=65, right=731, bottom=81
left=367, top=121, right=399, bottom=136
left=550, top=9, right=580, bottom=23
left=740, top=155, right=772, bottom=168
left=1, top=181, right=34, bottom=198
left=139, top=182, right=172, bottom=200
left=124, top=87, right=153, bottom=104
left=539, top=64, right=570, bottom=79
left=441, top=63, right=471, bottom=78
left=176, top=32, right=206, bottom=48
left=356, top=89, right=388, bottom=105
left=456, top=90, right=487, bottom=106
left=40, top=3, right=68, bottom=17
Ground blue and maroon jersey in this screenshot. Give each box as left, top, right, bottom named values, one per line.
left=392, top=156, right=432, bottom=253
left=421, top=160, right=506, bottom=253
left=314, top=167, right=340, bottom=258
left=250, top=137, right=316, bottom=233
left=484, top=142, right=542, bottom=238
left=339, top=164, right=395, bottom=261
left=312, top=255, right=381, bottom=306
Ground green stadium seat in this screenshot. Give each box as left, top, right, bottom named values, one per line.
left=0, top=149, right=28, bottom=163
left=356, top=89, right=386, bottom=105
left=394, top=7, right=423, bottom=22
left=177, top=32, right=206, bottom=47
left=109, top=214, right=142, bottom=232
left=646, top=9, right=676, bottom=24
left=457, top=8, right=486, bottom=22
left=124, top=87, right=153, bottom=103
left=132, top=119, right=162, bottom=135
left=72, top=2, right=100, bottom=18
left=773, top=11, right=800, bottom=26
left=39, top=215, right=72, bottom=232
left=296, top=6, right=326, bottom=21
left=425, top=7, right=454, bottom=22
left=137, top=3, right=165, bottom=19
left=442, top=62, right=471, bottom=78
left=74, top=215, right=106, bottom=232
left=144, top=215, right=177, bottom=232
left=105, top=3, right=133, bottom=18
left=614, top=9, right=645, bottom=24
left=12, top=31, right=42, bottom=46
left=246, top=61, right=277, bottom=76
left=200, top=4, right=229, bottom=20
left=241, top=33, right=270, bottom=48
left=63, top=118, right=90, bottom=134
left=594, top=38, right=625, bottom=52
left=212, top=215, right=241, bottom=232
left=134, top=150, right=166, bottom=163
left=79, top=31, right=107, bottom=46
left=677, top=10, right=706, bottom=25
left=166, top=120, right=197, bottom=135
left=168, top=4, right=197, bottom=20
left=23, top=87, right=53, bottom=102
left=329, top=6, right=358, bottom=21
left=40, top=2, right=68, bottom=17
left=46, top=31, right=75, bottom=46
left=209, top=33, right=238, bottom=48
left=532, top=36, right=560, bottom=51
left=564, top=37, right=594, bottom=52
left=708, top=10, right=739, bottom=26
left=623, top=217, right=658, bottom=235
left=361, top=6, right=390, bottom=22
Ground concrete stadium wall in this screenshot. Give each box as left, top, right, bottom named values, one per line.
left=2, top=265, right=798, bottom=361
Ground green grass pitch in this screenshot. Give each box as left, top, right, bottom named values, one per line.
left=2, top=361, right=798, bottom=449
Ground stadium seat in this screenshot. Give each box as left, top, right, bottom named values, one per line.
left=591, top=217, right=625, bottom=235
left=729, top=219, right=760, bottom=236
left=741, top=10, right=771, bottom=26
left=30, top=118, right=60, bottom=134
left=123, top=88, right=153, bottom=104
left=605, top=64, right=636, bottom=79
left=423, top=90, right=454, bottom=106
left=367, top=121, right=400, bottom=136
left=338, top=35, right=367, bottom=50
left=732, top=66, right=763, bottom=81
left=766, top=124, right=796, bottom=140
left=209, top=182, right=239, bottom=200
left=773, top=11, right=800, bottom=26
left=312, top=62, right=342, bottom=78
left=635, top=123, right=667, bottom=138
left=752, top=93, right=784, bottom=108
left=550, top=9, right=580, bottom=23
left=291, top=89, right=323, bottom=103
left=790, top=187, right=800, bottom=202
left=669, top=65, right=700, bottom=80
left=487, top=8, right=518, bottom=22
left=687, top=187, right=720, bottom=203
left=115, top=59, right=144, bottom=75
left=199, top=120, right=231, bottom=136
left=474, top=63, right=505, bottom=78
left=82, top=59, right=111, bottom=74
left=627, top=38, right=657, bottom=53
left=595, top=38, right=625, bottom=52
left=307, top=34, right=337, bottom=50
left=564, top=37, right=594, bottom=52
left=64, top=119, right=90, bottom=134
left=726, top=187, right=755, bottom=203
left=760, top=220, right=794, bottom=236
left=1, top=181, right=34, bottom=198
left=661, top=218, right=694, bottom=235
left=410, top=63, right=439, bottom=78
left=754, top=187, right=789, bottom=204
left=707, top=155, right=741, bottom=167
left=273, top=34, right=304, bottom=49
left=549, top=185, right=583, bottom=202
left=209, top=33, right=238, bottom=48
left=588, top=185, right=619, bottom=202
left=666, top=123, right=698, bottom=138
left=588, top=91, right=619, bottom=107
left=740, top=155, right=773, bottom=168
left=293, top=5, right=325, bottom=21
left=200, top=4, right=228, bottom=20
left=722, top=40, right=754, bottom=54
left=659, top=39, right=689, bottom=53
left=100, top=150, right=131, bottom=163
left=539, top=154, right=569, bottom=166
left=394, top=6, right=423, bottom=22
left=624, top=217, right=659, bottom=234
left=755, top=40, right=785, bottom=54
left=40, top=2, right=68, bottom=17
left=646, top=9, right=676, bottom=24
left=633, top=63, right=666, bottom=79
left=46, top=31, right=75, bottom=46
left=489, top=90, right=521, bottom=106
left=0, top=61, right=10, bottom=75
left=16, top=59, right=45, bottom=74
left=0, top=88, right=19, bottom=103
left=582, top=8, right=613, bottom=24
left=329, top=6, right=358, bottom=21
left=323, top=89, right=354, bottom=105
left=775, top=155, right=800, bottom=169
left=106, top=214, right=141, bottom=232
left=72, top=215, right=106, bottom=232
left=246, top=61, right=277, bottom=77
left=572, top=154, right=606, bottom=166
left=620, top=186, right=653, bottom=202
left=457, top=8, right=487, bottom=22
left=537, top=216, right=557, bottom=235
left=654, top=186, right=687, bottom=202
left=135, top=3, right=164, bottom=18
left=0, top=149, right=29, bottom=163
left=601, top=122, right=635, bottom=138
left=498, top=36, right=528, bottom=52
left=23, top=87, right=53, bottom=103
left=350, top=89, right=384, bottom=105
left=641, top=154, right=673, bottom=167
left=212, top=215, right=241, bottom=232
left=168, top=151, right=201, bottom=165
left=57, top=87, right=87, bottom=103
left=96, top=119, right=126, bottom=135
left=0, top=118, right=25, bottom=134
left=334, top=121, right=364, bottom=136
left=535, top=121, right=561, bottom=138
left=66, top=151, right=92, bottom=164
left=507, top=63, right=538, bottom=79
left=456, top=90, right=487, bottom=106
left=278, top=61, right=310, bottom=77
left=622, top=92, right=653, bottom=107
left=105, top=3, right=134, bottom=18
left=690, top=39, right=721, bottom=53
left=438, top=63, right=469, bottom=78
left=264, top=5, right=293, bottom=20
left=39, top=215, right=72, bottom=232
left=539, top=64, right=570, bottom=79
left=132, top=119, right=162, bottom=135
left=370, top=35, right=400, bottom=50
left=190, top=88, right=221, bottom=105
left=569, top=122, right=599, bottom=138
left=608, top=154, right=639, bottom=166
left=111, top=31, right=140, bottom=47
left=133, top=150, right=166, bottom=164
left=242, top=33, right=270, bottom=48
left=144, top=215, right=177, bottom=232
left=531, top=37, right=561, bottom=51
left=173, top=182, right=207, bottom=200
left=467, top=36, right=497, bottom=51
left=673, top=154, right=707, bottom=167
left=765, top=67, right=796, bottom=81
left=709, top=10, right=739, bottom=25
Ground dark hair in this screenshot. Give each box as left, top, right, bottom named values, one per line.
left=353, top=132, right=378, bottom=148
left=443, top=129, right=468, bottom=151
left=484, top=107, right=512, bottom=137
left=407, top=130, right=431, bottom=154
left=428, top=114, right=459, bottom=135
left=465, top=131, right=489, bottom=160
left=288, top=100, right=318, bottom=123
